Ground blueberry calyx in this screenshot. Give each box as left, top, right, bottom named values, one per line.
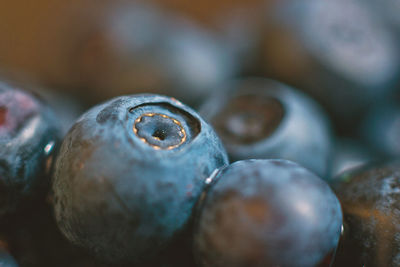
left=133, top=112, right=187, bottom=150
left=213, top=94, right=285, bottom=144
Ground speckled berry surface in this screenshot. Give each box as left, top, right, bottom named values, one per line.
left=52, top=94, right=228, bottom=264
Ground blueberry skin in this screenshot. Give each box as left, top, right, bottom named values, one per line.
left=194, top=159, right=343, bottom=267
left=52, top=94, right=228, bottom=264
left=332, top=160, right=400, bottom=267
left=0, top=81, right=61, bottom=215
left=200, top=78, right=333, bottom=179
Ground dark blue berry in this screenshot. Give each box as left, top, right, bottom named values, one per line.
left=0, top=81, right=61, bottom=214
left=201, top=78, right=333, bottom=178
left=332, top=160, right=400, bottom=266
left=194, top=159, right=343, bottom=267
left=52, top=94, right=228, bottom=264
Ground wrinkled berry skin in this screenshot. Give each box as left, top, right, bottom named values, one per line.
left=0, top=81, right=61, bottom=215
left=194, top=159, right=343, bottom=267
left=52, top=94, right=228, bottom=264
left=201, top=78, right=333, bottom=178
left=332, top=160, right=400, bottom=267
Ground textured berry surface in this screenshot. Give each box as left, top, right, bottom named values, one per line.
left=194, top=159, right=343, bottom=267
left=0, top=82, right=61, bottom=215
left=52, top=94, right=228, bottom=264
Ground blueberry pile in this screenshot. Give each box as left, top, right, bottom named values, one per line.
left=1, top=0, right=400, bottom=266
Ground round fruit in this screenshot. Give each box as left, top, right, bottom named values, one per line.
left=52, top=94, right=228, bottom=264
left=332, top=160, right=400, bottom=266
left=194, top=159, right=343, bottom=267
left=200, top=78, right=333, bottom=178
left=0, top=81, right=61, bottom=215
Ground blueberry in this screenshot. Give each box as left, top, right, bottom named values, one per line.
left=52, top=94, right=228, bottom=264
left=200, top=78, right=333, bottom=178
left=0, top=81, right=61, bottom=215
left=332, top=160, right=400, bottom=266
left=193, top=159, right=343, bottom=267
left=261, top=0, right=399, bottom=133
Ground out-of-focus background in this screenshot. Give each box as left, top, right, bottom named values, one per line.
left=2, top=1, right=400, bottom=266
left=0, top=0, right=400, bottom=135
left=0, top=0, right=265, bottom=94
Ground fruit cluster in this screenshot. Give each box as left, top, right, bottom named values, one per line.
left=1, top=0, right=400, bottom=266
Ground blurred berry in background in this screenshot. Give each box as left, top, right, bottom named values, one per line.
left=259, top=0, right=400, bottom=133
left=72, top=2, right=237, bottom=106
left=0, top=81, right=61, bottom=215
left=201, top=78, right=333, bottom=178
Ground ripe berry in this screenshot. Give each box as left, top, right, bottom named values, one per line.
left=52, top=94, right=228, bottom=264
left=194, top=159, right=343, bottom=267
left=0, top=81, right=61, bottom=214
left=201, top=78, right=333, bottom=178
left=332, top=160, right=400, bottom=266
